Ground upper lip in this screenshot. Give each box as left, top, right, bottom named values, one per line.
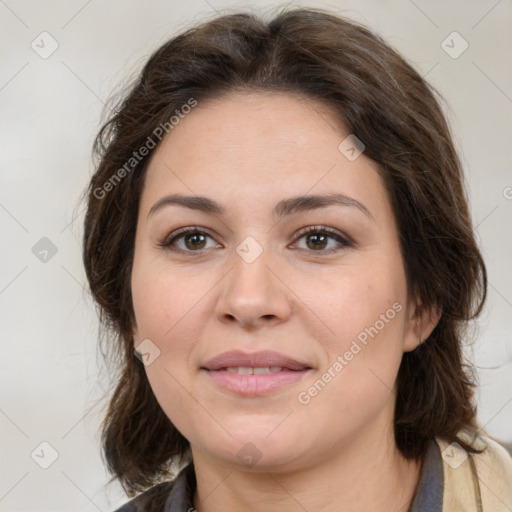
left=201, top=350, right=311, bottom=371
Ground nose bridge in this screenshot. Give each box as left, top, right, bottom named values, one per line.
left=215, top=235, right=291, bottom=326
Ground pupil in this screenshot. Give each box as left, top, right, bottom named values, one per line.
left=308, top=234, right=327, bottom=250
left=187, top=234, right=205, bottom=249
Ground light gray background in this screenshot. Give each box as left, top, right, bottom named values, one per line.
left=1, top=0, right=511, bottom=510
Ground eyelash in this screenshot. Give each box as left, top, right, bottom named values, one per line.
left=158, top=225, right=352, bottom=255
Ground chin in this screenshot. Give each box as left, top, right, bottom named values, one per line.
left=199, top=426, right=309, bottom=472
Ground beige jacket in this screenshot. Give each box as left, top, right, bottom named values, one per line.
left=437, top=432, right=512, bottom=511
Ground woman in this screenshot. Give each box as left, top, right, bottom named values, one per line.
left=83, top=8, right=512, bottom=512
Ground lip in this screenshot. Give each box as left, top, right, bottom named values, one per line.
left=202, top=350, right=311, bottom=371
left=201, top=350, right=313, bottom=396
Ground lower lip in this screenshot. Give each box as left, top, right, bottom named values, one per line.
left=203, top=369, right=310, bottom=396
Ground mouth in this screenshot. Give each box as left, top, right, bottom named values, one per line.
left=222, top=366, right=291, bottom=374
left=200, top=350, right=313, bottom=396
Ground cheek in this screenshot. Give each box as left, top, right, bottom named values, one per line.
left=306, top=263, right=407, bottom=394
left=131, top=261, right=214, bottom=415
left=293, top=282, right=406, bottom=442
left=315, top=263, right=405, bottom=343
left=131, top=258, right=210, bottom=341
left=131, top=267, right=208, bottom=440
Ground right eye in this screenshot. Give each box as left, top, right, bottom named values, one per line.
left=158, top=226, right=222, bottom=253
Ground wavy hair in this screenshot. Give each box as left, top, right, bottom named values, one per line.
left=83, top=7, right=487, bottom=508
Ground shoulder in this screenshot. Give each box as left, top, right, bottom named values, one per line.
left=111, top=481, right=175, bottom=512
left=436, top=432, right=512, bottom=511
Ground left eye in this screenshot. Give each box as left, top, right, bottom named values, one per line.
left=291, top=226, right=351, bottom=252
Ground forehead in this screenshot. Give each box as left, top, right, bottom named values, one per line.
left=141, top=91, right=388, bottom=219
left=154, top=91, right=345, bottom=167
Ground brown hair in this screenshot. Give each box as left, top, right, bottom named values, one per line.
left=83, top=7, right=487, bottom=505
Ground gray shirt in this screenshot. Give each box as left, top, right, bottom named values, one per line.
left=114, top=440, right=443, bottom=511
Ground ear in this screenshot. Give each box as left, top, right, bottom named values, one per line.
left=403, top=298, right=442, bottom=352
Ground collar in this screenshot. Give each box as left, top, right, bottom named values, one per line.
left=409, top=439, right=443, bottom=512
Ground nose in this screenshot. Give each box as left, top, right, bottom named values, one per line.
left=214, top=242, right=292, bottom=330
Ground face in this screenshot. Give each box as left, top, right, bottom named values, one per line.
left=131, top=91, right=432, bottom=472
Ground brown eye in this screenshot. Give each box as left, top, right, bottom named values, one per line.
left=292, top=226, right=351, bottom=253
left=305, top=232, right=329, bottom=250
left=183, top=233, right=207, bottom=250
left=159, top=227, right=221, bottom=253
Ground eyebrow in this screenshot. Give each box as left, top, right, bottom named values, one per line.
left=148, top=192, right=372, bottom=220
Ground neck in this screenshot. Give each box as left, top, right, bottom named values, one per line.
left=191, top=429, right=423, bottom=512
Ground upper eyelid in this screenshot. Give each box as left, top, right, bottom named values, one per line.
left=161, top=226, right=218, bottom=245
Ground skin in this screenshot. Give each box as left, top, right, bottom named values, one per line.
left=131, top=91, right=440, bottom=512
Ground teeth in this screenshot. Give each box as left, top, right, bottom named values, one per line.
left=253, top=367, right=271, bottom=374
left=225, top=366, right=283, bottom=374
